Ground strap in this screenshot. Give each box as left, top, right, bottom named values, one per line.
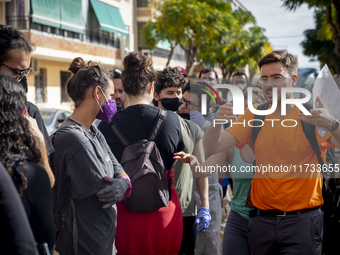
left=148, top=109, right=166, bottom=141
left=300, top=103, right=324, bottom=166
left=111, top=119, right=130, bottom=147
left=252, top=102, right=269, bottom=146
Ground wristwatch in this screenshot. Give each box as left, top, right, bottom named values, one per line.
left=328, top=119, right=339, bottom=132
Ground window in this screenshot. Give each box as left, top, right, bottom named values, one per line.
left=60, top=71, right=71, bottom=103
left=5, top=0, right=28, bottom=29
left=137, top=0, right=148, bottom=8
left=35, top=68, right=47, bottom=103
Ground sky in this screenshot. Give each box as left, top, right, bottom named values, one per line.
left=240, top=0, right=320, bottom=70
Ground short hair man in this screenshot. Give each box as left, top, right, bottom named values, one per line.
left=109, top=68, right=126, bottom=110
left=205, top=50, right=340, bottom=254
left=0, top=25, right=55, bottom=185
left=153, top=67, right=210, bottom=255
left=199, top=67, right=219, bottom=86
left=232, top=71, right=248, bottom=86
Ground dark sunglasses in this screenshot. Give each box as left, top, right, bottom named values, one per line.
left=1, top=63, right=32, bottom=82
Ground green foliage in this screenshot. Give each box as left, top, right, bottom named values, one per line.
left=282, top=0, right=340, bottom=62
left=141, top=0, right=234, bottom=72
left=197, top=8, right=271, bottom=80
left=300, top=8, right=340, bottom=74
left=281, top=0, right=330, bottom=11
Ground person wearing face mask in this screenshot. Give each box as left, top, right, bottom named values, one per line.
left=0, top=25, right=54, bottom=158
left=50, top=57, right=130, bottom=255
left=153, top=67, right=210, bottom=255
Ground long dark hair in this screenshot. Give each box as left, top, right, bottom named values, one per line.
left=0, top=74, right=41, bottom=195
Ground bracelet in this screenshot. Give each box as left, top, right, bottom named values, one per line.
left=118, top=176, right=132, bottom=198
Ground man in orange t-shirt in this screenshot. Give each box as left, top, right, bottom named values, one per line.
left=204, top=50, right=340, bottom=255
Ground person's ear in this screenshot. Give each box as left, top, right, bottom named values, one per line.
left=153, top=91, right=160, bottom=102
left=291, top=74, right=298, bottom=87
left=148, top=82, right=153, bottom=94
left=93, top=85, right=101, bottom=100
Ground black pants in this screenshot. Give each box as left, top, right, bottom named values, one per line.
left=178, top=216, right=196, bottom=255
left=248, top=208, right=323, bottom=255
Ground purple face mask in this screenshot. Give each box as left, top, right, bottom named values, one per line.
left=95, top=89, right=117, bottom=122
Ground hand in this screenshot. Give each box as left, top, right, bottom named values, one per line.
left=26, top=115, right=44, bottom=143
left=196, top=207, right=211, bottom=232
left=96, top=176, right=129, bottom=209
left=189, top=110, right=206, bottom=127
left=214, top=103, right=237, bottom=123
left=297, top=96, right=335, bottom=130
left=173, top=151, right=192, bottom=164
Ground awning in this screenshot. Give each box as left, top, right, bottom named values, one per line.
left=90, top=0, right=129, bottom=36
left=31, top=0, right=85, bottom=33
left=60, top=0, right=85, bottom=33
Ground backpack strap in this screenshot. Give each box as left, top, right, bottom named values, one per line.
left=300, top=103, right=324, bottom=166
left=252, top=102, right=269, bottom=146
left=148, top=109, right=167, bottom=141
left=111, top=119, right=130, bottom=147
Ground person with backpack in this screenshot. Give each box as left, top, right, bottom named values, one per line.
left=98, top=51, right=185, bottom=255
left=204, top=50, right=340, bottom=255
left=152, top=67, right=210, bottom=255
left=0, top=74, right=55, bottom=254
left=181, top=87, right=266, bottom=255
left=50, top=57, right=131, bottom=255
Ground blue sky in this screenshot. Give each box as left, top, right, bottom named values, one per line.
left=241, top=0, right=320, bottom=70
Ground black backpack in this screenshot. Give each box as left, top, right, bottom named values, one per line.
left=252, top=102, right=339, bottom=254
left=111, top=109, right=172, bottom=212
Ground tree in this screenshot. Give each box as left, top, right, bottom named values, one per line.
left=300, top=9, right=340, bottom=74
left=141, top=0, right=233, bottom=74
left=197, top=8, right=272, bottom=83
left=282, top=0, right=340, bottom=59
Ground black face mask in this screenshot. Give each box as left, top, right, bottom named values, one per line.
left=178, top=112, right=190, bottom=120
left=19, top=76, right=28, bottom=93
left=161, top=97, right=183, bottom=111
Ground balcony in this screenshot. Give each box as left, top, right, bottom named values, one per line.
left=6, top=15, right=120, bottom=49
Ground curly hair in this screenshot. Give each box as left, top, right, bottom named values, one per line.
left=0, top=74, right=41, bottom=195
left=152, top=67, right=186, bottom=106
left=122, top=51, right=156, bottom=96
left=67, top=57, right=112, bottom=107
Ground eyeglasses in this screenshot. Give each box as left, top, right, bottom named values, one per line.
left=1, top=63, right=32, bottom=82
left=259, top=77, right=287, bottom=86
left=200, top=77, right=215, bottom=82
left=182, top=97, right=199, bottom=110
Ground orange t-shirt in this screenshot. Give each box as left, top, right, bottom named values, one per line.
left=227, top=105, right=333, bottom=211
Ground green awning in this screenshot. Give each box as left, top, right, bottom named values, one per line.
left=31, top=0, right=85, bottom=33
left=90, top=0, right=129, bottom=36
left=60, top=0, right=85, bottom=33
left=31, top=0, right=61, bottom=28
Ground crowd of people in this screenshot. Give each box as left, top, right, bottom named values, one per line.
left=1, top=24, right=340, bottom=255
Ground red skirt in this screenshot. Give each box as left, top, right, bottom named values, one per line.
left=115, top=168, right=183, bottom=255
